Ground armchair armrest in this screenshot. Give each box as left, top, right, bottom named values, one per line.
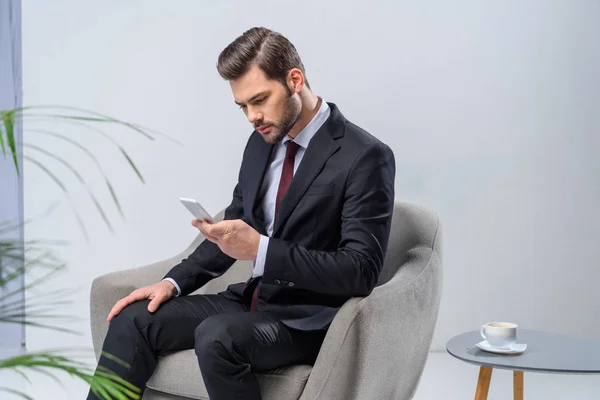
left=90, top=210, right=229, bottom=358
left=299, top=244, right=443, bottom=400
left=89, top=233, right=208, bottom=359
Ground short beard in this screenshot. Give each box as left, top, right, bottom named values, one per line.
left=265, top=91, right=301, bottom=144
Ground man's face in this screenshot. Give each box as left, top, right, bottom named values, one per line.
left=231, top=65, right=301, bottom=144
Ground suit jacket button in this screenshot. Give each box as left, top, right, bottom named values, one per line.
left=288, top=282, right=295, bottom=287
left=274, top=279, right=281, bottom=285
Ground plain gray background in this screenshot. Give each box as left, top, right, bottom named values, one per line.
left=13, top=0, right=600, bottom=397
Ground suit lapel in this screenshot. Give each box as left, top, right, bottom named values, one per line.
left=244, top=136, right=273, bottom=235
left=273, top=120, right=342, bottom=236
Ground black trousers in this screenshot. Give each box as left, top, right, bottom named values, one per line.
left=87, top=293, right=326, bottom=400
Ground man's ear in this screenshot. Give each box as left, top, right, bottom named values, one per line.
left=287, top=68, right=305, bottom=94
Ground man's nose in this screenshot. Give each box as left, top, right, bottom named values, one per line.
left=247, top=108, right=262, bottom=125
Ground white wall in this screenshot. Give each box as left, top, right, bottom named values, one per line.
left=21, top=0, right=600, bottom=397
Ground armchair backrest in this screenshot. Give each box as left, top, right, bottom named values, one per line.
left=377, top=201, right=442, bottom=286
left=297, top=202, right=443, bottom=400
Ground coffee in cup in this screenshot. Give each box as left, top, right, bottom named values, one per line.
left=480, top=322, right=517, bottom=349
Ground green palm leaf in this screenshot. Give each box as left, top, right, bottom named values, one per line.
left=0, top=236, right=141, bottom=399
left=0, top=353, right=141, bottom=400
left=25, top=143, right=115, bottom=232
left=29, top=130, right=125, bottom=217
left=1, top=109, right=18, bottom=173
left=120, top=148, right=145, bottom=183
left=0, top=104, right=162, bottom=399
left=0, top=387, right=34, bottom=400
left=0, top=112, right=6, bottom=155
left=18, top=104, right=181, bottom=144
left=23, top=116, right=147, bottom=184
left=22, top=156, right=90, bottom=241
left=1, top=106, right=164, bottom=233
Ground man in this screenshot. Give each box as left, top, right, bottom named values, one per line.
left=89, top=27, right=395, bottom=400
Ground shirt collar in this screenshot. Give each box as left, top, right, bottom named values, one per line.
left=282, top=98, right=330, bottom=149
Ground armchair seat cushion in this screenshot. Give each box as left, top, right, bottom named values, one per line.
left=146, top=349, right=313, bottom=400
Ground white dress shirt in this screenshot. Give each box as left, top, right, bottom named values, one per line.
left=165, top=99, right=331, bottom=295
left=253, top=99, right=331, bottom=277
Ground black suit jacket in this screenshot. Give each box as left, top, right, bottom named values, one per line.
left=164, top=103, right=396, bottom=330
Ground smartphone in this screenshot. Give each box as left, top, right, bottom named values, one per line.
left=179, top=197, right=214, bottom=223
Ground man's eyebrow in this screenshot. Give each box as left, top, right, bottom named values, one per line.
left=234, top=91, right=269, bottom=106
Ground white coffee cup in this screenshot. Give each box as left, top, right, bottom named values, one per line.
left=480, top=322, right=517, bottom=349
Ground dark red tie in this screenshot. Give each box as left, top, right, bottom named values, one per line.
left=250, top=141, right=301, bottom=311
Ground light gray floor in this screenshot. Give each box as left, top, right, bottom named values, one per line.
left=1, top=351, right=600, bottom=398
left=415, top=352, right=600, bottom=400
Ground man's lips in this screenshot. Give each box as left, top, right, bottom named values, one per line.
left=256, top=125, right=272, bottom=134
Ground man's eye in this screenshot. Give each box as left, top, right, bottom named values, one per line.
left=255, top=98, right=266, bottom=104
left=239, top=104, right=247, bottom=110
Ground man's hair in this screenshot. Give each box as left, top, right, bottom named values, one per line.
left=217, top=27, right=310, bottom=89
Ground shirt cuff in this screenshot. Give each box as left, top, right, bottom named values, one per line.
left=253, top=235, right=270, bottom=277
left=162, top=278, right=181, bottom=297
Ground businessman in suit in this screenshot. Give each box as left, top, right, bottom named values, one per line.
left=88, top=27, right=395, bottom=400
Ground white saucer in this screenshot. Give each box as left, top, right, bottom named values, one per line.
left=476, top=340, right=527, bottom=355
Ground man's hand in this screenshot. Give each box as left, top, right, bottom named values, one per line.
left=107, top=280, right=177, bottom=322
left=193, top=219, right=260, bottom=261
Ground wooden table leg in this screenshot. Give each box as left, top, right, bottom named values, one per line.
left=474, top=366, right=493, bottom=400
left=514, top=370, right=524, bottom=400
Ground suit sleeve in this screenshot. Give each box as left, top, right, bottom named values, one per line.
left=262, top=142, right=396, bottom=297
left=162, top=141, right=249, bottom=296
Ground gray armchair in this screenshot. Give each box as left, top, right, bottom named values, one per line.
left=90, top=201, right=443, bottom=400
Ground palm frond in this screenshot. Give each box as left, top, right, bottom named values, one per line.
left=0, top=113, right=6, bottom=156
left=23, top=155, right=67, bottom=191
left=119, top=148, right=145, bottom=184
left=0, top=352, right=141, bottom=400
left=0, top=202, right=62, bottom=235
left=18, top=157, right=90, bottom=240
left=0, top=106, right=167, bottom=238
left=50, top=117, right=147, bottom=184
left=1, top=109, right=18, bottom=173
left=28, top=129, right=125, bottom=217
left=20, top=117, right=145, bottom=185
left=23, top=116, right=147, bottom=184
left=0, top=237, right=142, bottom=399
left=0, top=104, right=159, bottom=398
left=19, top=105, right=181, bottom=145
left=24, top=143, right=85, bottom=181
left=13, top=106, right=155, bottom=139
left=0, top=387, right=34, bottom=400
left=25, top=143, right=115, bottom=232
left=2, top=106, right=159, bottom=214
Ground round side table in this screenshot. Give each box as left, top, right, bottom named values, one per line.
left=446, top=329, right=600, bottom=399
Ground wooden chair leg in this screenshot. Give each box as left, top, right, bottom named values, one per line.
left=514, top=370, right=524, bottom=400
left=474, top=366, right=493, bottom=400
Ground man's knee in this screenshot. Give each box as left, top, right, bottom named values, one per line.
left=194, top=315, right=223, bottom=357
left=110, top=299, right=153, bottom=333
left=194, top=315, right=248, bottom=364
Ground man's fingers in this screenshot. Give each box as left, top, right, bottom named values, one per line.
left=203, top=232, right=220, bottom=243
left=147, top=295, right=165, bottom=313
left=197, top=220, right=212, bottom=236
left=201, top=220, right=225, bottom=236
left=107, top=298, right=130, bottom=322
left=107, top=291, right=145, bottom=322
left=196, top=222, right=220, bottom=242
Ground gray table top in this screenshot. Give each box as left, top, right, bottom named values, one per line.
left=446, top=329, right=600, bottom=374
